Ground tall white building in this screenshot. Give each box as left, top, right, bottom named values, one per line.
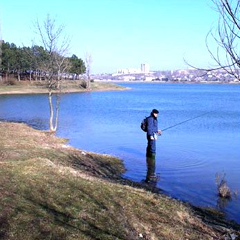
left=141, top=63, right=150, bottom=73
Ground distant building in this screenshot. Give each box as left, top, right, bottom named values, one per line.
left=141, top=63, right=150, bottom=73
left=113, top=63, right=150, bottom=76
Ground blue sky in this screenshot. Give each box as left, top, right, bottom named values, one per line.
left=0, top=0, right=219, bottom=74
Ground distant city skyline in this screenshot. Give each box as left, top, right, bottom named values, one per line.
left=0, top=0, right=220, bottom=74
left=100, top=67, right=240, bottom=84
left=114, top=63, right=150, bottom=75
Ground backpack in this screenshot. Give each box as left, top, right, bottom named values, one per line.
left=140, top=117, right=149, bottom=132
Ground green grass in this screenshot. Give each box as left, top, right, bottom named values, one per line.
left=0, top=122, right=239, bottom=240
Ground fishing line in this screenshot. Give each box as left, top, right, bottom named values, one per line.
left=161, top=111, right=212, bottom=132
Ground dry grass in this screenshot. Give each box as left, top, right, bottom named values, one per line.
left=0, top=79, right=126, bottom=95
left=0, top=122, right=239, bottom=240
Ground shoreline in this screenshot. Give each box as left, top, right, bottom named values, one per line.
left=0, top=80, right=127, bottom=95
left=1, top=80, right=239, bottom=96
left=106, top=79, right=240, bottom=85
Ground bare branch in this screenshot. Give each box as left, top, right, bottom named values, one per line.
left=186, top=0, right=240, bottom=82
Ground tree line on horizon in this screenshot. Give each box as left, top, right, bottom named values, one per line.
left=0, top=40, right=86, bottom=81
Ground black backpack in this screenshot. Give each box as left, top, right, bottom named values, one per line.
left=141, top=117, right=149, bottom=132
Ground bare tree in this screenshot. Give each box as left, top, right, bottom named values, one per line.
left=206, top=0, right=240, bottom=81
left=85, top=52, right=92, bottom=89
left=34, top=15, right=70, bottom=132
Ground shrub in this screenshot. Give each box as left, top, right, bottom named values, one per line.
left=216, top=172, right=232, bottom=198
left=3, top=79, right=17, bottom=85
left=79, top=80, right=87, bottom=89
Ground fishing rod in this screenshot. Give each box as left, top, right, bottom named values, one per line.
left=161, top=111, right=212, bottom=132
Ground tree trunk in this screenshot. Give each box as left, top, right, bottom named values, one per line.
left=48, top=90, right=60, bottom=132
left=29, top=69, right=32, bottom=81
left=48, top=91, right=54, bottom=132
left=17, top=71, right=21, bottom=81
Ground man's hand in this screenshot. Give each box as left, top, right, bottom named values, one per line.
left=158, top=130, right=162, bottom=136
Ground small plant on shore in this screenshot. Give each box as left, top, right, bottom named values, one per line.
left=79, top=79, right=88, bottom=89
left=216, top=172, right=233, bottom=199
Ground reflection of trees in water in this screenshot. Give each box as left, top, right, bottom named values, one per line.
left=217, top=197, right=231, bottom=211
left=217, top=192, right=238, bottom=213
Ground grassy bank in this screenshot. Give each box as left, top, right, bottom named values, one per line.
left=0, top=122, right=239, bottom=240
left=0, top=79, right=126, bottom=95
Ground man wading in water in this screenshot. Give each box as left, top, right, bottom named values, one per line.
left=145, top=109, right=162, bottom=183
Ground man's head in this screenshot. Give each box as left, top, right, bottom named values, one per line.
left=152, top=109, right=159, bottom=117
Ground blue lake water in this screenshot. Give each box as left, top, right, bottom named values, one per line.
left=1, top=83, right=240, bottom=224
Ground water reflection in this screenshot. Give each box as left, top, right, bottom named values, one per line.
left=145, top=156, right=156, bottom=183
left=217, top=197, right=232, bottom=211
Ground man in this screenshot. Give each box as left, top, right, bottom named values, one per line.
left=145, top=109, right=162, bottom=183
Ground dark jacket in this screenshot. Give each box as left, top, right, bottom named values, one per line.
left=146, top=113, right=158, bottom=137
